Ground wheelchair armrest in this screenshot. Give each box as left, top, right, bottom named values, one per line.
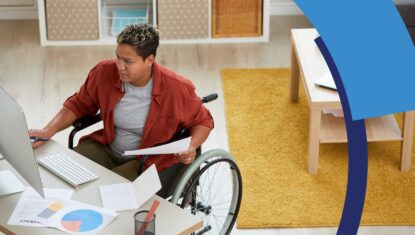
left=68, top=114, right=101, bottom=149
left=72, top=114, right=102, bottom=131
left=201, top=93, right=218, bottom=104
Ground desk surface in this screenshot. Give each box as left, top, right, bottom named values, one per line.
left=0, top=140, right=202, bottom=235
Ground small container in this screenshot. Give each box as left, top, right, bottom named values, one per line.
left=134, top=210, right=156, bottom=235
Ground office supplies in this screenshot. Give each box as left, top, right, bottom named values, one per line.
left=0, top=141, right=203, bottom=234
left=123, top=137, right=191, bottom=156
left=30, top=137, right=50, bottom=143
left=314, top=71, right=337, bottom=90
left=137, top=199, right=160, bottom=235
left=135, top=210, right=156, bottom=235
left=38, top=153, right=98, bottom=187
left=0, top=87, right=44, bottom=197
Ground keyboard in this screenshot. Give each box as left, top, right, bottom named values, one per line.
left=38, top=153, right=99, bottom=187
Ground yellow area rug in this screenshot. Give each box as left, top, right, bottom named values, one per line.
left=221, top=68, right=415, bottom=228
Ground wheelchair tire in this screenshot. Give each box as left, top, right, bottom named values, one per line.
left=171, top=149, right=242, bottom=235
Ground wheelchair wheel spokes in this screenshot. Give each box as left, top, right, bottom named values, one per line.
left=180, top=157, right=242, bottom=235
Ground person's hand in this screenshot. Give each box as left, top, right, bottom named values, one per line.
left=176, top=145, right=197, bottom=165
left=29, top=129, right=53, bottom=149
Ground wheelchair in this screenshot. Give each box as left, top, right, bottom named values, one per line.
left=68, top=94, right=242, bottom=235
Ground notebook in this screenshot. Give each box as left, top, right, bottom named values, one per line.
left=314, top=71, right=337, bottom=90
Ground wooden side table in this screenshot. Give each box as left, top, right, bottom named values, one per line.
left=290, top=28, right=415, bottom=174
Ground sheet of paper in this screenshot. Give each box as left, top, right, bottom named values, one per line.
left=7, top=187, right=74, bottom=227
left=36, top=198, right=117, bottom=235
left=132, top=164, right=161, bottom=209
left=314, top=71, right=337, bottom=90
left=123, top=137, right=191, bottom=156
left=99, top=165, right=161, bottom=212
left=99, top=183, right=138, bottom=211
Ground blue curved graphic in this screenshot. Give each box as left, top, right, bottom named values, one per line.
left=315, top=37, right=368, bottom=235
left=292, top=1, right=415, bottom=234
left=294, top=0, right=415, bottom=120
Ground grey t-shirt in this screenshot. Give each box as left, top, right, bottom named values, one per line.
left=109, top=79, right=153, bottom=159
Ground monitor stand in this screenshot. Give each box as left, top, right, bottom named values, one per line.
left=0, top=170, right=25, bottom=196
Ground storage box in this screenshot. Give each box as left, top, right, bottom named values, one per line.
left=157, top=0, right=209, bottom=40
left=212, top=0, right=263, bottom=38
left=45, top=0, right=99, bottom=40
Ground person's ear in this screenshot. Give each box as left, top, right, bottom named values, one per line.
left=145, top=54, right=155, bottom=67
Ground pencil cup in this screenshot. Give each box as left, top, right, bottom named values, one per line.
left=134, top=210, right=156, bottom=235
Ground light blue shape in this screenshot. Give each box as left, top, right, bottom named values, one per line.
left=112, top=9, right=148, bottom=36
left=294, top=0, right=415, bottom=120
left=61, top=209, right=103, bottom=232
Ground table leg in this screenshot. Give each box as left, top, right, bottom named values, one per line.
left=400, top=110, right=415, bottom=171
left=308, top=108, right=321, bottom=174
left=290, top=41, right=300, bottom=102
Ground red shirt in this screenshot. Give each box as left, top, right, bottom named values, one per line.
left=63, top=60, right=214, bottom=172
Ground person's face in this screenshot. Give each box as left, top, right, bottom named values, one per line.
left=115, top=44, right=154, bottom=87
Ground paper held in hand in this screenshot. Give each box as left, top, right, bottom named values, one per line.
left=123, top=137, right=191, bottom=156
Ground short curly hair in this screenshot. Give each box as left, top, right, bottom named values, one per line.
left=117, top=24, right=160, bottom=60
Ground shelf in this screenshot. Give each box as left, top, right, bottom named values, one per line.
left=320, top=113, right=402, bottom=143
left=100, top=0, right=153, bottom=40
left=37, top=0, right=270, bottom=46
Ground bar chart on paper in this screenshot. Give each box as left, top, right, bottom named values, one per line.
left=61, top=209, right=104, bottom=232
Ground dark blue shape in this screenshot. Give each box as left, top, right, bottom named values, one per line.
left=315, top=37, right=368, bottom=235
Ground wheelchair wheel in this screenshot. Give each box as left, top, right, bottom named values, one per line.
left=171, top=149, right=242, bottom=235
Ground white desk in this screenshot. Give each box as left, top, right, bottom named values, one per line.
left=0, top=140, right=202, bottom=234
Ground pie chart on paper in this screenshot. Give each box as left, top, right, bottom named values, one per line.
left=61, top=209, right=104, bottom=232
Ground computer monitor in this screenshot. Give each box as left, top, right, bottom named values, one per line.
left=0, top=87, right=44, bottom=198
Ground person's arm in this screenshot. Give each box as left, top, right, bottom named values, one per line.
left=176, top=125, right=212, bottom=165
left=29, top=107, right=78, bottom=149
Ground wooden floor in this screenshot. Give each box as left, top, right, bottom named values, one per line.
left=0, top=16, right=414, bottom=235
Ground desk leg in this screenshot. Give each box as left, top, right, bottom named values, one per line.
left=290, top=42, right=300, bottom=102
left=400, top=110, right=415, bottom=171
left=308, top=109, right=321, bottom=174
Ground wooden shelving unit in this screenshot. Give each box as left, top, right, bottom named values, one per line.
left=37, top=0, right=270, bottom=46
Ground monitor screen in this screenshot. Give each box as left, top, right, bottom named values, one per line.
left=0, top=87, right=44, bottom=197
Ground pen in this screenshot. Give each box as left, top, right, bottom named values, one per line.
left=30, top=137, right=50, bottom=143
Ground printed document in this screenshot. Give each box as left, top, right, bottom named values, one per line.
left=8, top=187, right=74, bottom=227
left=123, top=137, right=191, bottom=156
left=36, top=198, right=117, bottom=235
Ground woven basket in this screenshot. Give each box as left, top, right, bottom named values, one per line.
left=212, top=0, right=263, bottom=38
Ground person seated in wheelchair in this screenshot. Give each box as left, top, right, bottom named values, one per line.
left=29, top=24, right=214, bottom=198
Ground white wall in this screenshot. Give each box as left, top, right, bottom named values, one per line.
left=270, top=0, right=303, bottom=15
